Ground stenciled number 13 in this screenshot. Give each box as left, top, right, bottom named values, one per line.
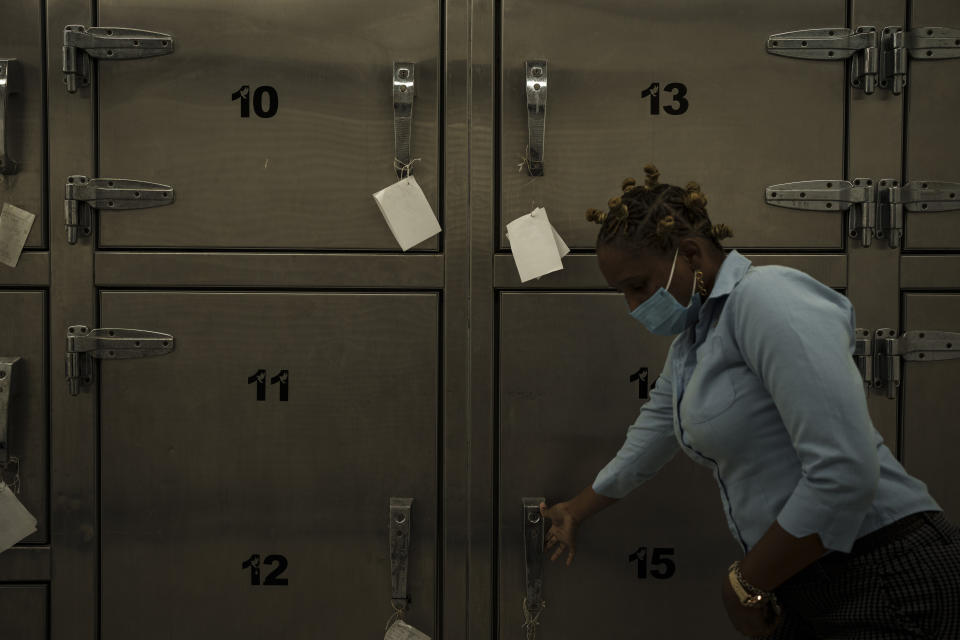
left=641, top=82, right=689, bottom=116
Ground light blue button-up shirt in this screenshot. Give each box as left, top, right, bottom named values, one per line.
left=592, top=249, right=941, bottom=554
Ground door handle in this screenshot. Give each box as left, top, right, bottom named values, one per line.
left=522, top=496, right=546, bottom=637
left=0, top=356, right=22, bottom=466
left=524, top=61, right=547, bottom=176
left=393, top=62, right=416, bottom=179
left=389, top=497, right=414, bottom=617
left=0, top=59, right=19, bottom=175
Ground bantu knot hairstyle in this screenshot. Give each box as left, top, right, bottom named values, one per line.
left=584, top=163, right=734, bottom=253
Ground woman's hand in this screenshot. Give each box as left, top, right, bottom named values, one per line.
left=720, top=570, right=783, bottom=638
left=540, top=501, right=580, bottom=566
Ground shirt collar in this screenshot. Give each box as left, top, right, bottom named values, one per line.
left=705, top=249, right=752, bottom=303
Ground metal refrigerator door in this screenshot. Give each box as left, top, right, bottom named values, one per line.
left=500, top=0, right=846, bottom=251
left=0, top=585, right=47, bottom=639
left=99, top=291, right=439, bottom=638
left=498, top=292, right=742, bottom=639
left=96, top=0, right=440, bottom=250
left=903, top=1, right=960, bottom=249
left=0, top=290, right=47, bottom=544
left=901, top=293, right=960, bottom=519
left=0, top=0, right=45, bottom=248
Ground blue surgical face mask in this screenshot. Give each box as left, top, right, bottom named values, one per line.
left=628, top=247, right=702, bottom=335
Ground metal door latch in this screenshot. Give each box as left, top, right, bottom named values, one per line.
left=0, top=59, right=19, bottom=175
left=0, top=356, right=23, bottom=466
left=522, top=497, right=546, bottom=624
left=877, top=180, right=960, bottom=248
left=764, top=178, right=876, bottom=247
left=389, top=497, right=413, bottom=613
left=854, top=329, right=873, bottom=393
left=393, top=62, right=415, bottom=179
left=766, top=27, right=879, bottom=94
left=880, top=26, right=960, bottom=95
left=64, top=175, right=175, bottom=244
left=63, top=25, right=175, bottom=93
left=525, top=61, right=547, bottom=176
left=65, top=325, right=175, bottom=396
left=873, top=329, right=960, bottom=399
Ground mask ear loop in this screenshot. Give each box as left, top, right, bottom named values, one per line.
left=664, top=247, right=680, bottom=290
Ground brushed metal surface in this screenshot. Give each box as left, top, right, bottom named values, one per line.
left=494, top=252, right=847, bottom=289
left=97, top=0, right=440, bottom=250
left=0, top=584, right=47, bottom=639
left=0, top=291, right=47, bottom=543
left=498, top=292, right=742, bottom=639
left=469, top=0, right=497, bottom=637
left=847, top=0, right=906, bottom=453
left=0, top=0, right=45, bottom=248
left=441, top=0, right=472, bottom=634
left=0, top=545, right=51, bottom=581
left=901, top=254, right=960, bottom=289
left=901, top=293, right=960, bottom=520
left=500, top=0, right=846, bottom=251
left=94, top=252, right=444, bottom=288
left=99, top=291, right=439, bottom=638
left=0, top=251, right=49, bottom=286
left=904, top=1, right=960, bottom=249
left=48, top=1, right=97, bottom=638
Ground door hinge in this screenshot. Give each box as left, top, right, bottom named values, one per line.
left=880, top=26, right=960, bottom=95
left=0, top=356, right=23, bottom=466
left=766, top=26, right=879, bottom=94
left=764, top=178, right=876, bottom=247
left=766, top=178, right=960, bottom=249
left=853, top=329, right=873, bottom=393
left=65, top=325, right=175, bottom=396
left=873, top=328, right=960, bottom=399
left=63, top=25, right=175, bottom=93
left=64, top=175, right=175, bottom=244
left=877, top=180, right=960, bottom=248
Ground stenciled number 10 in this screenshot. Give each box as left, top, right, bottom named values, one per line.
left=232, top=85, right=279, bottom=118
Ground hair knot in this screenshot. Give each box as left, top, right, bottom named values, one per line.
left=585, top=208, right=606, bottom=224
left=621, top=177, right=637, bottom=192
left=656, top=214, right=675, bottom=237
left=711, top=223, right=734, bottom=241
left=643, top=164, right=661, bottom=190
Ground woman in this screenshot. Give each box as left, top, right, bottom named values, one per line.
left=538, top=165, right=960, bottom=639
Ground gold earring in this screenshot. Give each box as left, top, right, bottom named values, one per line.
left=695, top=270, right=707, bottom=297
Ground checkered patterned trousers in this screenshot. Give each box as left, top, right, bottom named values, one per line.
left=765, top=510, right=960, bottom=639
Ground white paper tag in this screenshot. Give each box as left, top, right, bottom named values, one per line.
left=384, top=620, right=431, bottom=640
left=505, top=207, right=568, bottom=282
left=0, top=482, right=38, bottom=553
left=372, top=175, right=442, bottom=251
left=0, top=203, right=36, bottom=268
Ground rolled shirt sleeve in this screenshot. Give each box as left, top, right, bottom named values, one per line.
left=592, top=352, right=680, bottom=499
left=732, top=268, right=880, bottom=553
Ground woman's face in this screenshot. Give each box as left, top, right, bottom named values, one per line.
left=597, top=243, right=693, bottom=312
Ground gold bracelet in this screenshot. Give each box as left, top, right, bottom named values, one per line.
left=727, top=560, right=779, bottom=610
